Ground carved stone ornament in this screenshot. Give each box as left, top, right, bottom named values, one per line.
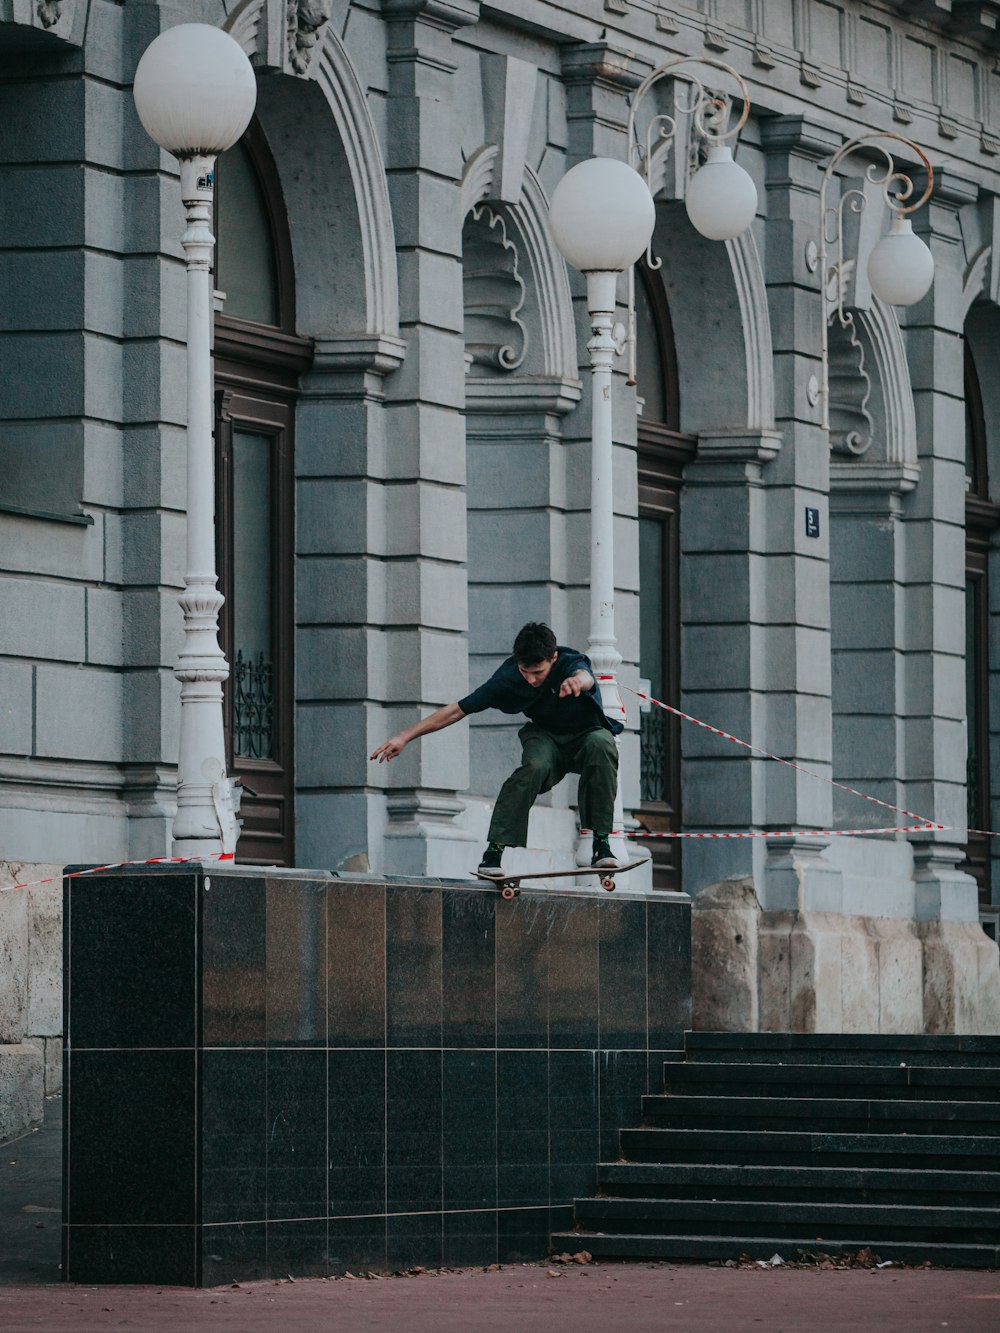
left=288, top=0, right=331, bottom=76
left=36, top=0, right=61, bottom=27
left=11, top=0, right=89, bottom=44
left=828, top=314, right=873, bottom=456
left=462, top=205, right=527, bottom=372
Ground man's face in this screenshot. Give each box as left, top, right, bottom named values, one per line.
left=517, top=652, right=558, bottom=688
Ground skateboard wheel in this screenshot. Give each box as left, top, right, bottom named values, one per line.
left=502, top=885, right=516, bottom=900
left=601, top=876, right=615, bottom=891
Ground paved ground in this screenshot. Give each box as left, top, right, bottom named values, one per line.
left=0, top=1265, right=998, bottom=1332
left=0, top=1098, right=61, bottom=1284
left=1, top=1100, right=998, bottom=1331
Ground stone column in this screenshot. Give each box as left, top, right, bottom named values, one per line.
left=376, top=0, right=481, bottom=875
left=682, top=116, right=841, bottom=908
left=904, top=168, right=981, bottom=924
left=753, top=115, right=844, bottom=914
left=294, top=338, right=405, bottom=873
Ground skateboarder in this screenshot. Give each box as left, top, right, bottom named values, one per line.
left=370, top=621, right=622, bottom=876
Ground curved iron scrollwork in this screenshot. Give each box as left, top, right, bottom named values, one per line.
left=639, top=709, right=667, bottom=805
left=233, top=649, right=274, bottom=759
left=967, top=751, right=979, bottom=833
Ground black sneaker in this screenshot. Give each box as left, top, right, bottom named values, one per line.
left=591, top=836, right=618, bottom=869
left=478, top=844, right=504, bottom=877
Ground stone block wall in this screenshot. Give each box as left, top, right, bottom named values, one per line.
left=0, top=866, right=62, bottom=1141
left=692, top=877, right=1000, bottom=1036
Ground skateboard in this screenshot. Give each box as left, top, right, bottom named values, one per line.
left=473, top=859, right=645, bottom=900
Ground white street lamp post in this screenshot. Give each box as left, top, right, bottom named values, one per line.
left=815, top=133, right=935, bottom=431
left=548, top=62, right=757, bottom=866
left=133, top=24, right=257, bottom=856
left=549, top=158, right=656, bottom=862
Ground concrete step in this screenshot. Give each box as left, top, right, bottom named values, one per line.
left=573, top=1197, right=1000, bottom=1244
left=640, top=1094, right=1000, bottom=1136
left=597, top=1162, right=1000, bottom=1207
left=618, top=1126, right=1000, bottom=1170
left=660, top=1062, right=1000, bottom=1102
left=682, top=1033, right=1000, bottom=1067
left=549, top=1230, right=1000, bottom=1269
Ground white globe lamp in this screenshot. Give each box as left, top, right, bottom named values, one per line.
left=133, top=23, right=257, bottom=158
left=684, top=144, right=758, bottom=242
left=867, top=216, right=935, bottom=306
left=548, top=157, right=656, bottom=273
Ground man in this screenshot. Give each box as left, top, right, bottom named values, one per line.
left=370, top=622, right=622, bottom=875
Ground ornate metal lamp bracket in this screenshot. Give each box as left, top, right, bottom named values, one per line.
left=624, top=57, right=752, bottom=385
left=815, top=132, right=934, bottom=433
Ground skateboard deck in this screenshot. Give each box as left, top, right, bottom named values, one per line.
left=473, top=859, right=645, bottom=900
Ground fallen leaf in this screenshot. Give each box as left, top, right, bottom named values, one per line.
left=572, top=1252, right=592, bottom=1265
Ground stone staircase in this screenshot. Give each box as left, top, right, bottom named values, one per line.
left=552, top=1033, right=1000, bottom=1268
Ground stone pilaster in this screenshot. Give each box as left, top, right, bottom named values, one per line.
left=294, top=337, right=406, bottom=874
left=680, top=432, right=780, bottom=900
left=752, top=114, right=844, bottom=911
left=905, top=168, right=981, bottom=923
left=375, top=0, right=481, bottom=875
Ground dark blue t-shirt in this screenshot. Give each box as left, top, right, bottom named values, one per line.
left=457, top=646, right=624, bottom=736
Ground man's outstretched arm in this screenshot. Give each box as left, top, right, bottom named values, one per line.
left=370, top=702, right=466, bottom=763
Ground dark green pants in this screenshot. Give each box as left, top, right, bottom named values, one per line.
left=487, top=723, right=619, bottom=848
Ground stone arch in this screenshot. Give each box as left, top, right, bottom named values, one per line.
left=650, top=201, right=775, bottom=436
left=224, top=0, right=400, bottom=342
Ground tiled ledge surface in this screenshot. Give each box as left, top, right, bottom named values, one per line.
left=63, top=866, right=691, bottom=1285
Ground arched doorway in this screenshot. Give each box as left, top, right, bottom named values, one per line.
left=634, top=264, right=695, bottom=890
left=214, top=123, right=312, bottom=865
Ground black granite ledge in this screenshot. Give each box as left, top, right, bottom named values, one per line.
left=65, top=860, right=691, bottom=900
left=64, top=869, right=691, bottom=1285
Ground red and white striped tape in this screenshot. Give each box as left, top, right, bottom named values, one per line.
left=1, top=852, right=235, bottom=895
left=585, top=824, right=948, bottom=841
left=597, top=677, right=953, bottom=840
left=3, top=680, right=989, bottom=893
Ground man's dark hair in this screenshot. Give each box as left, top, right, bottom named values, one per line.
left=513, top=622, right=557, bottom=666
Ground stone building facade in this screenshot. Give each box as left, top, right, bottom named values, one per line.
left=2, top=0, right=1000, bottom=1116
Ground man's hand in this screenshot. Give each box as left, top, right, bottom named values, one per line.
left=369, top=703, right=466, bottom=764
left=559, top=669, right=593, bottom=698
left=370, top=735, right=407, bottom=763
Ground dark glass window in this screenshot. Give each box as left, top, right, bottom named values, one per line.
left=213, top=124, right=311, bottom=866
left=962, top=340, right=999, bottom=930
left=635, top=265, right=694, bottom=891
